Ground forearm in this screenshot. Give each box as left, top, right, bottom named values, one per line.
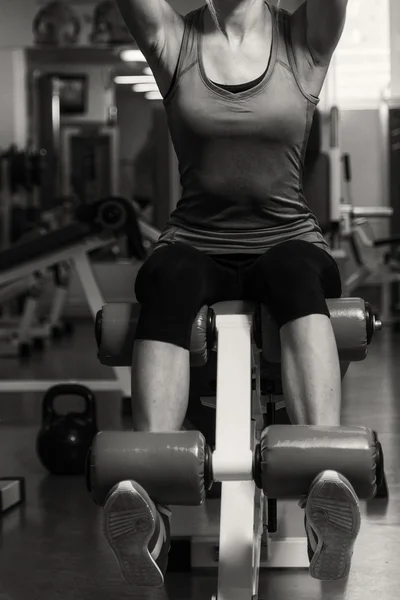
left=115, top=0, right=167, bottom=42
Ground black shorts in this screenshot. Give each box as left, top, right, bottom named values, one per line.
left=134, top=240, right=342, bottom=350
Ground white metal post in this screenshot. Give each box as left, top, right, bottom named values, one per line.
left=213, top=313, right=253, bottom=480
left=18, top=296, right=38, bottom=344
left=213, top=312, right=258, bottom=600
left=217, top=480, right=259, bottom=600
left=72, top=251, right=131, bottom=397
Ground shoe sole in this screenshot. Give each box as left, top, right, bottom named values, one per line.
left=306, top=471, right=361, bottom=581
left=103, top=481, right=164, bottom=587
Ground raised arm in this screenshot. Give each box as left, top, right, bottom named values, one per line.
left=116, top=0, right=178, bottom=48
left=292, top=0, right=348, bottom=65
left=116, top=0, right=185, bottom=95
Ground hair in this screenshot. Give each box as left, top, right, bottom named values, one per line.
left=205, top=0, right=222, bottom=31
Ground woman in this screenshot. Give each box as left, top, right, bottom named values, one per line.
left=103, top=0, right=358, bottom=588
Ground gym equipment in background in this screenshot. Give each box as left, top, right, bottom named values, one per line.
left=0, top=271, right=48, bottom=358
left=0, top=197, right=158, bottom=396
left=0, top=148, right=71, bottom=357
left=0, top=477, right=25, bottom=513
left=304, top=107, right=393, bottom=295
left=338, top=154, right=393, bottom=296
left=0, top=154, right=77, bottom=357
left=0, top=258, right=76, bottom=358
left=37, top=384, right=98, bottom=475
left=60, top=124, right=119, bottom=206
left=380, top=97, right=400, bottom=236
left=364, top=98, right=400, bottom=324
left=90, top=298, right=386, bottom=598
left=348, top=218, right=400, bottom=325
left=90, top=0, right=133, bottom=45
left=33, top=1, right=81, bottom=46
left=33, top=67, right=118, bottom=207
left=0, top=146, right=44, bottom=252
left=34, top=70, right=115, bottom=212
left=327, top=118, right=400, bottom=322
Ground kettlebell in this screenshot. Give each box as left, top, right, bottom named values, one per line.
left=36, top=384, right=98, bottom=475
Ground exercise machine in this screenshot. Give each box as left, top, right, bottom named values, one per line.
left=0, top=262, right=74, bottom=357
left=88, top=296, right=386, bottom=599
left=331, top=115, right=400, bottom=321
left=304, top=106, right=393, bottom=296
left=0, top=151, right=75, bottom=356
left=0, top=197, right=158, bottom=394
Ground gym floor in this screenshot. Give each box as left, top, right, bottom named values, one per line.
left=0, top=319, right=399, bottom=600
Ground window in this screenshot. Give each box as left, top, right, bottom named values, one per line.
left=321, top=0, right=391, bottom=109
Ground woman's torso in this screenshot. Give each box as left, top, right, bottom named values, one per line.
left=145, top=2, right=332, bottom=255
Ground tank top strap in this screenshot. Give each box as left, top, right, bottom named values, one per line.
left=172, top=4, right=290, bottom=88
left=173, top=8, right=203, bottom=83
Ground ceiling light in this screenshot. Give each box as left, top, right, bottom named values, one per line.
left=120, top=49, right=147, bottom=62
left=145, top=91, right=163, bottom=101
left=133, top=83, right=160, bottom=93
left=114, top=75, right=155, bottom=85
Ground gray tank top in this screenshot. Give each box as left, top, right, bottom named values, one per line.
left=156, top=3, right=330, bottom=256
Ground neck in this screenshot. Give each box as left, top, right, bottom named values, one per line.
left=207, top=0, right=268, bottom=42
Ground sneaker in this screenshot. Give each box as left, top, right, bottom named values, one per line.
left=299, top=470, right=361, bottom=580
left=103, top=480, right=172, bottom=587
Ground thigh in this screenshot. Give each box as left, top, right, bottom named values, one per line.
left=134, top=243, right=240, bottom=349
left=242, top=240, right=341, bottom=299
left=241, top=240, right=342, bottom=327
left=135, top=243, right=239, bottom=308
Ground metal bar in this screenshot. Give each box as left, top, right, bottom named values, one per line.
left=0, top=236, right=114, bottom=287
left=213, top=313, right=253, bottom=481
left=0, top=380, right=122, bottom=392
left=72, top=252, right=131, bottom=397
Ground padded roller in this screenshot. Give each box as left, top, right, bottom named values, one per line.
left=97, top=303, right=214, bottom=367
left=97, top=297, right=374, bottom=367
left=262, top=298, right=370, bottom=364
left=260, top=425, right=378, bottom=500
left=189, top=305, right=216, bottom=366
left=88, top=430, right=210, bottom=507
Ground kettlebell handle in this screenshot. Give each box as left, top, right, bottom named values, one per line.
left=42, top=384, right=97, bottom=425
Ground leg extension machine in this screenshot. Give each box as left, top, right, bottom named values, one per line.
left=88, top=297, right=385, bottom=600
